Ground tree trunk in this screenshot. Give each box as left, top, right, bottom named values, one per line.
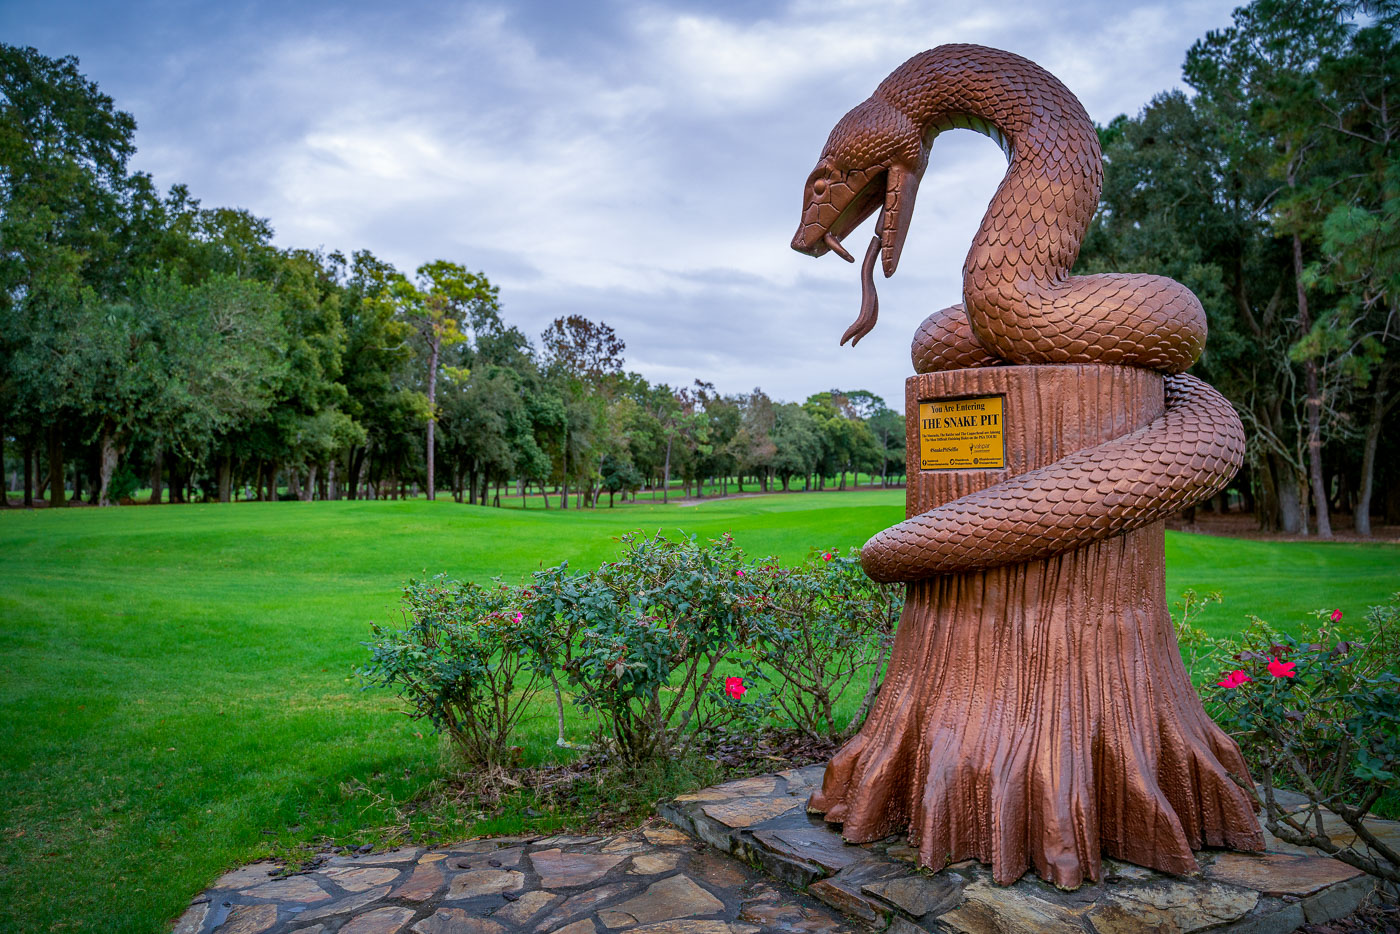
left=810, top=364, right=1261, bottom=888
left=1272, top=455, right=1304, bottom=534
left=662, top=436, right=673, bottom=504
left=47, top=421, right=64, bottom=508
left=305, top=466, right=318, bottom=501
left=0, top=412, right=8, bottom=508
left=149, top=447, right=164, bottom=504
left=328, top=459, right=338, bottom=500
left=22, top=434, right=34, bottom=507
left=347, top=446, right=365, bottom=500
left=217, top=455, right=232, bottom=503
left=97, top=418, right=123, bottom=506
left=1354, top=364, right=1395, bottom=537
left=1293, top=236, right=1331, bottom=538
left=426, top=336, right=439, bottom=501
left=168, top=458, right=184, bottom=504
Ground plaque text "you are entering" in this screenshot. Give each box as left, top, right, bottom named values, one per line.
left=918, top=395, right=1005, bottom=470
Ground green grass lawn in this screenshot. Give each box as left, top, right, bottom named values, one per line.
left=1, top=493, right=1396, bottom=933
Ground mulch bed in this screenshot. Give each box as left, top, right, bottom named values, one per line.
left=433, top=730, right=841, bottom=833
left=1301, top=898, right=1400, bottom=933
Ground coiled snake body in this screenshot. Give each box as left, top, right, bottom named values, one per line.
left=791, top=45, right=1244, bottom=579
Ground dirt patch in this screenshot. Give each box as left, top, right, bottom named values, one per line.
left=1300, top=897, right=1400, bottom=933
left=673, top=487, right=900, bottom=507
left=1166, top=511, right=1400, bottom=544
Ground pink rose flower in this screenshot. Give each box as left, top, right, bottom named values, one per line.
left=1216, top=669, right=1252, bottom=689
left=725, top=676, right=746, bottom=700
left=1330, top=608, right=1343, bottom=623
left=1267, top=657, right=1296, bottom=679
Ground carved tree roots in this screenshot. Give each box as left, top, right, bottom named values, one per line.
left=810, top=366, right=1263, bottom=888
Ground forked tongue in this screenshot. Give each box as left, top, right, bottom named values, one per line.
left=839, top=235, right=882, bottom=346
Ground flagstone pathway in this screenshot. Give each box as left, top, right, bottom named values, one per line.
left=175, top=763, right=1397, bottom=934
left=173, top=819, right=854, bottom=934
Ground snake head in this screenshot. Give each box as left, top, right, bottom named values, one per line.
left=791, top=97, right=928, bottom=278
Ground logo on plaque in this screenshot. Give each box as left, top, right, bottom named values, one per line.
left=918, top=395, right=1005, bottom=470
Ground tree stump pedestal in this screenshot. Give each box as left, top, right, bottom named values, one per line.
left=810, top=364, right=1263, bottom=888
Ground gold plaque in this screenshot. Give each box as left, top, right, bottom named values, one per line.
left=918, top=395, right=1005, bottom=470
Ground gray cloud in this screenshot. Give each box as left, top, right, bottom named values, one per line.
left=3, top=0, right=1241, bottom=410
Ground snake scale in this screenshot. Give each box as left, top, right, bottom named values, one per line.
left=791, top=45, right=1244, bottom=580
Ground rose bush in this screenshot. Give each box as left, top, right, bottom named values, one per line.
left=363, top=533, right=904, bottom=768
left=1187, top=594, right=1400, bottom=885
left=531, top=532, right=770, bottom=764
left=747, top=548, right=900, bottom=739
left=359, top=575, right=554, bottom=769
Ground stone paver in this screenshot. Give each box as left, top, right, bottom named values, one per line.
left=1205, top=850, right=1364, bottom=896
left=298, top=884, right=393, bottom=921
left=492, top=890, right=560, bottom=926
left=392, top=862, right=445, bottom=902
left=446, top=869, right=526, bottom=899
left=530, top=849, right=626, bottom=887
left=242, top=875, right=330, bottom=902
left=412, top=908, right=505, bottom=934
left=612, top=875, right=725, bottom=923
left=324, top=867, right=403, bottom=891
left=339, top=906, right=415, bottom=934
left=180, top=815, right=851, bottom=934
left=659, top=765, right=1390, bottom=934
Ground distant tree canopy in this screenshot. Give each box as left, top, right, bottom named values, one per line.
left=1075, top=0, right=1397, bottom=535
left=0, top=43, right=904, bottom=509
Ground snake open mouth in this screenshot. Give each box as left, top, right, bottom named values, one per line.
left=828, top=169, right=886, bottom=247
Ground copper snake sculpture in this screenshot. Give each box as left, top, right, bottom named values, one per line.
left=791, top=45, right=1244, bottom=579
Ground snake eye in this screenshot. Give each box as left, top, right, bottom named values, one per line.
left=812, top=177, right=828, bottom=196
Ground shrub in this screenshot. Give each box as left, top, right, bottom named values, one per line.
left=360, top=575, right=553, bottom=769
left=1197, top=594, right=1400, bottom=885
left=749, top=548, right=900, bottom=739
left=533, top=533, right=768, bottom=765
left=108, top=465, right=140, bottom=503
left=362, top=533, right=907, bottom=771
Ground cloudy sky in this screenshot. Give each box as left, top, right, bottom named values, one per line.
left=4, top=0, right=1241, bottom=411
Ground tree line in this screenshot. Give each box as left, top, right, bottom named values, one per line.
left=0, top=43, right=904, bottom=509
left=1075, top=0, right=1398, bottom=536
left=4, top=0, right=1396, bottom=535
